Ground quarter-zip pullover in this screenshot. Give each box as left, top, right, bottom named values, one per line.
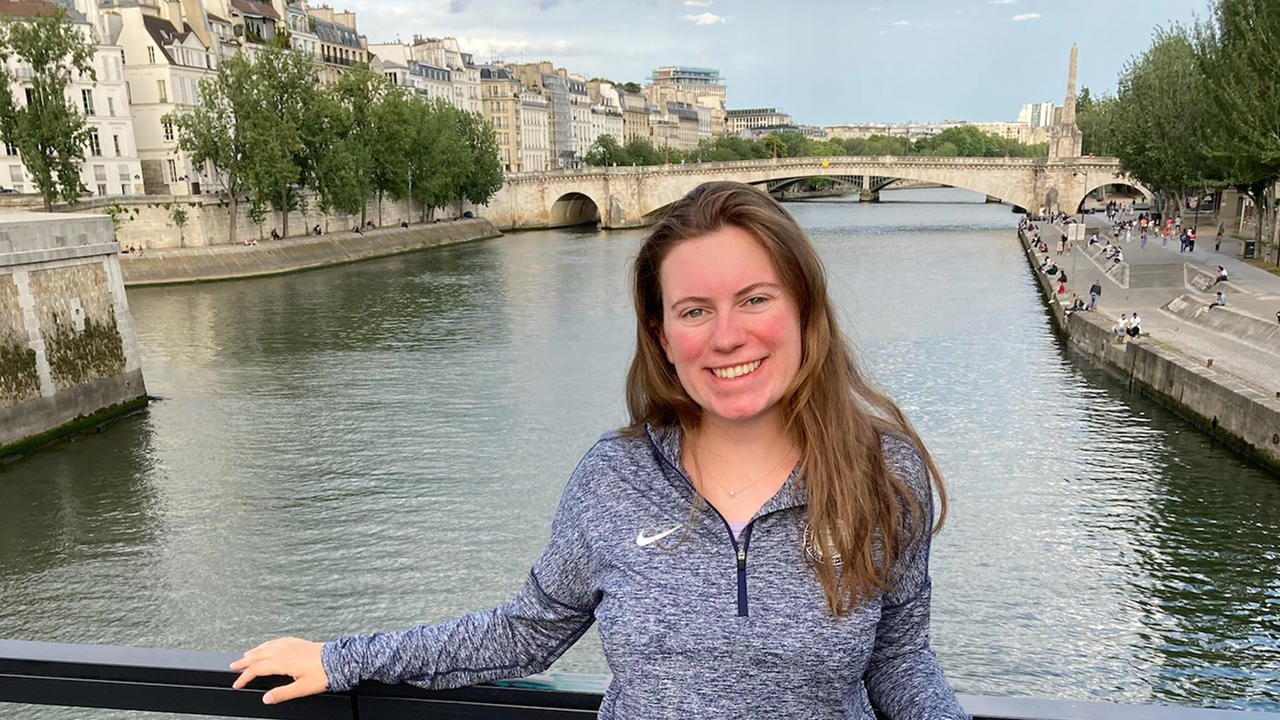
left=322, top=425, right=968, bottom=719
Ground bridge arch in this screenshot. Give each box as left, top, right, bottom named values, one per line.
left=1072, top=181, right=1154, bottom=212
left=549, top=192, right=601, bottom=228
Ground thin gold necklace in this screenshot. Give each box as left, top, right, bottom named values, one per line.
left=689, top=441, right=796, bottom=498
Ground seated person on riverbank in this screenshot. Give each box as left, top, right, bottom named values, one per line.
left=270, top=228, right=281, bottom=241
left=1065, top=294, right=1086, bottom=318
left=1126, top=312, right=1142, bottom=338
left=226, top=182, right=970, bottom=720
left=313, top=224, right=322, bottom=236
left=1114, top=314, right=1129, bottom=341
left=1207, top=291, right=1226, bottom=310
left=1213, top=266, right=1228, bottom=285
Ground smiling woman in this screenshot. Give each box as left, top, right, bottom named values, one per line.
left=230, top=182, right=967, bottom=720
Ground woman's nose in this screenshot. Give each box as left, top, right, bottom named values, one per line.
left=710, top=312, right=747, bottom=352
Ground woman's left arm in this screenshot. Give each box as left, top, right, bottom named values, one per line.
left=863, top=441, right=969, bottom=720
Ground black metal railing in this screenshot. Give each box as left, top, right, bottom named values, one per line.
left=1, top=638, right=1276, bottom=720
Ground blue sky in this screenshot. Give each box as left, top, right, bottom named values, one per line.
left=345, top=0, right=1215, bottom=125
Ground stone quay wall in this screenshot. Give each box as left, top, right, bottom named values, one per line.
left=120, top=218, right=499, bottom=286
left=1018, top=228, right=1280, bottom=473
left=0, top=213, right=147, bottom=455
left=0, top=191, right=476, bottom=251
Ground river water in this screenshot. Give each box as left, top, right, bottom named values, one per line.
left=1, top=188, right=1277, bottom=715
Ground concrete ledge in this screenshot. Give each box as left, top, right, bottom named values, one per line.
left=1161, top=294, right=1280, bottom=355
left=0, top=242, right=121, bottom=267
left=0, top=370, right=147, bottom=456
left=120, top=219, right=501, bottom=286
left=1020, top=229, right=1280, bottom=474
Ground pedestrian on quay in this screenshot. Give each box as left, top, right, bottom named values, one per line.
left=1089, top=280, right=1102, bottom=310
left=1207, top=291, right=1226, bottom=311
left=227, top=181, right=969, bottom=719
left=1215, top=225, right=1224, bottom=252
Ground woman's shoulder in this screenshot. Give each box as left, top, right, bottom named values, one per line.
left=570, top=428, right=667, bottom=483
left=877, top=431, right=930, bottom=494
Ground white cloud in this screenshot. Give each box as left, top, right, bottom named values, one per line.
left=685, top=12, right=726, bottom=24
left=453, top=34, right=578, bottom=59
left=682, top=0, right=711, bottom=5
left=987, top=0, right=1016, bottom=4
left=892, top=19, right=910, bottom=25
left=1012, top=12, right=1040, bottom=20
left=869, top=5, right=884, bottom=11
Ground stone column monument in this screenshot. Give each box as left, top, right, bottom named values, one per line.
left=1049, top=44, right=1084, bottom=159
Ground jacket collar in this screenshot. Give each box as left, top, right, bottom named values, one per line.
left=644, top=423, right=807, bottom=519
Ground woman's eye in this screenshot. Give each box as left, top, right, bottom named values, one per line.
left=682, top=308, right=705, bottom=319
left=745, top=296, right=768, bottom=306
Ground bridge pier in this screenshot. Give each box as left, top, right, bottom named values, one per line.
left=860, top=189, right=880, bottom=203
left=985, top=194, right=1001, bottom=204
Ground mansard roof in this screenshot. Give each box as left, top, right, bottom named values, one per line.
left=229, top=0, right=279, bottom=20
left=142, top=14, right=204, bottom=62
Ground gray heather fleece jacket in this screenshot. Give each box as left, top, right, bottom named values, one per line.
left=322, top=424, right=969, bottom=719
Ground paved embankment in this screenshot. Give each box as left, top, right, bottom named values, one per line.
left=1020, top=222, right=1280, bottom=474
left=120, top=218, right=500, bottom=286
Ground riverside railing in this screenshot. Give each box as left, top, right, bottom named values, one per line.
left=1, top=638, right=1275, bottom=720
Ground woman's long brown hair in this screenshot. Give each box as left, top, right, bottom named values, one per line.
left=624, top=181, right=948, bottom=616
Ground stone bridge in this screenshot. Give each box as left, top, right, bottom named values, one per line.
left=482, top=155, right=1150, bottom=230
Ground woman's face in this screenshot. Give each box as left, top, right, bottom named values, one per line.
left=657, top=225, right=803, bottom=430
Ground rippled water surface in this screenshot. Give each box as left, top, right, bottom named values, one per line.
left=2, top=188, right=1277, bottom=715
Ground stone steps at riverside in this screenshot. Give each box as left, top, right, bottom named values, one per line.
left=1161, top=294, right=1280, bottom=356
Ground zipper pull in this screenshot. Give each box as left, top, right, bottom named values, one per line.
left=736, top=546, right=746, bottom=571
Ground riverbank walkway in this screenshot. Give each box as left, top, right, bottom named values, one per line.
left=1034, top=213, right=1280, bottom=399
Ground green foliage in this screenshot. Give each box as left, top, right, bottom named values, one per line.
left=582, top=125, right=1047, bottom=168
left=456, top=107, right=504, bottom=206
left=103, top=202, right=129, bottom=232
left=1076, top=87, right=1120, bottom=156
left=0, top=7, right=96, bottom=211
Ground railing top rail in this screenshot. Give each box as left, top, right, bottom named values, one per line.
left=1, top=638, right=1273, bottom=720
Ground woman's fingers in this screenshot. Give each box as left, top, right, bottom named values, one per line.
left=229, top=637, right=328, bottom=705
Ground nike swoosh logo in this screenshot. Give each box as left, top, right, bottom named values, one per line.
left=636, top=526, right=681, bottom=547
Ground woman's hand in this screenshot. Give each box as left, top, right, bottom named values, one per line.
left=230, top=637, right=329, bottom=704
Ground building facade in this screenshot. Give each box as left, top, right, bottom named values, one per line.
left=727, top=108, right=793, bottom=134
left=0, top=0, right=144, bottom=199
left=645, top=65, right=726, bottom=138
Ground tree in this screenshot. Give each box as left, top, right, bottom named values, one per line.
left=456, top=108, right=503, bottom=209
left=1195, top=0, right=1280, bottom=255
left=169, top=205, right=187, bottom=247
left=408, top=99, right=465, bottom=220
left=167, top=53, right=257, bottom=246
left=330, top=64, right=390, bottom=225
left=1076, top=87, right=1120, bottom=156
left=367, top=87, right=415, bottom=225
left=0, top=6, right=95, bottom=211
left=1111, top=26, right=1214, bottom=218
left=249, top=46, right=319, bottom=240
left=584, top=134, right=627, bottom=166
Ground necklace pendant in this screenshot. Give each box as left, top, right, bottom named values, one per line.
left=728, top=490, right=736, bottom=497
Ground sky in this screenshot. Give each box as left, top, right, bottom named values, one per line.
left=343, top=0, right=1216, bottom=125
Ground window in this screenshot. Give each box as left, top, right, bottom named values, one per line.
left=118, top=166, right=130, bottom=180
left=112, top=135, right=121, bottom=156
left=96, top=183, right=107, bottom=196
left=121, top=184, right=129, bottom=195
left=157, top=80, right=167, bottom=102
left=87, top=130, right=101, bottom=156
left=94, top=165, right=107, bottom=181
left=81, top=89, right=94, bottom=115
left=148, top=46, right=156, bottom=63
left=163, top=120, right=174, bottom=141
left=9, top=166, right=22, bottom=181
left=107, top=96, right=115, bottom=116
left=167, top=159, right=178, bottom=182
